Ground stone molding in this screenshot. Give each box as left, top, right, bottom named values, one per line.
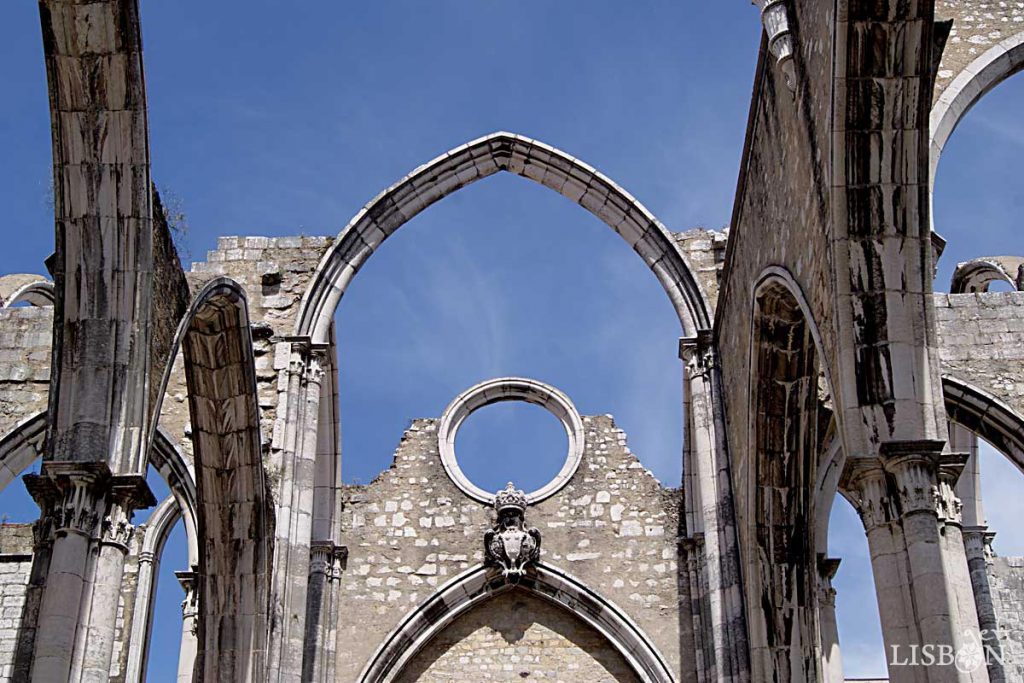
left=294, top=131, right=712, bottom=345
left=753, top=0, right=795, bottom=90
left=436, top=377, right=584, bottom=505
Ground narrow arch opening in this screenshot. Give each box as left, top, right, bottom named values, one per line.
left=829, top=494, right=887, bottom=679
left=749, top=278, right=832, bottom=680
left=934, top=71, right=1024, bottom=290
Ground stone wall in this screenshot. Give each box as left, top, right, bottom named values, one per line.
left=0, top=307, right=51, bottom=439
left=713, top=0, right=839, bottom=631
left=672, top=228, right=728, bottom=314
left=0, top=525, right=32, bottom=683
left=934, top=292, right=1024, bottom=416
left=934, top=0, right=1024, bottom=102
left=336, top=414, right=688, bottom=681
left=395, top=590, right=640, bottom=683
left=988, top=555, right=1024, bottom=680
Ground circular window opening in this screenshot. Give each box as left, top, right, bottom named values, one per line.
left=454, top=401, right=569, bottom=495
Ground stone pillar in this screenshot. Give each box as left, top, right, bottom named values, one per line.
left=12, top=478, right=59, bottom=680
left=817, top=556, right=844, bottom=683
left=845, top=442, right=989, bottom=683
left=302, top=542, right=346, bottom=682
left=175, top=569, right=199, bottom=683
left=953, top=434, right=1005, bottom=681
left=936, top=452, right=988, bottom=680
left=680, top=333, right=749, bottom=683
left=24, top=462, right=154, bottom=682
left=268, top=343, right=326, bottom=683
left=123, top=547, right=157, bottom=683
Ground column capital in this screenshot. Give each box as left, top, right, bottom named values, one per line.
left=24, top=464, right=154, bottom=546
left=816, top=555, right=841, bottom=606
left=310, top=541, right=348, bottom=580
left=175, top=567, right=200, bottom=624
left=841, top=456, right=895, bottom=531
left=935, top=452, right=969, bottom=526
left=879, top=440, right=945, bottom=517
left=25, top=461, right=111, bottom=538
left=679, top=331, right=715, bottom=375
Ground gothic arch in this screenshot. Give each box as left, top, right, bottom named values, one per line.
left=930, top=31, right=1024, bottom=197
left=359, top=563, right=675, bottom=683
left=942, top=375, right=1024, bottom=474
left=123, top=495, right=197, bottom=683
left=150, top=276, right=274, bottom=681
left=949, top=257, right=1023, bottom=294
left=0, top=275, right=54, bottom=308
left=294, top=131, right=711, bottom=344
left=746, top=269, right=835, bottom=681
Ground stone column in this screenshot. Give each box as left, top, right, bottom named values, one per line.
left=175, top=569, right=199, bottom=683
left=123, top=547, right=157, bottom=683
left=936, top=452, right=988, bottom=680
left=302, top=542, right=347, bottom=682
left=268, top=343, right=326, bottom=682
left=846, top=442, right=989, bottom=683
left=680, top=333, right=749, bottom=683
left=817, top=556, right=844, bottom=683
left=953, top=436, right=1005, bottom=682
left=25, top=462, right=154, bottom=682
left=79, top=478, right=152, bottom=681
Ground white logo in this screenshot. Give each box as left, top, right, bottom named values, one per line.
left=889, top=628, right=1007, bottom=673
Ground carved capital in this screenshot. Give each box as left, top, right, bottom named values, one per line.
left=935, top=452, right=969, bottom=526
left=304, top=352, right=327, bottom=387
left=24, top=464, right=154, bottom=547
left=679, top=331, right=716, bottom=379
left=28, top=462, right=110, bottom=538
left=817, top=555, right=841, bottom=607
left=176, top=567, right=200, bottom=627
left=841, top=457, right=895, bottom=531
left=100, top=474, right=155, bottom=549
left=310, top=541, right=348, bottom=580
left=288, top=358, right=306, bottom=377
left=753, top=0, right=796, bottom=91
left=880, top=440, right=944, bottom=517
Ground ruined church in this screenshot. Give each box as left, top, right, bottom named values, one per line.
left=1, top=1, right=1023, bottom=681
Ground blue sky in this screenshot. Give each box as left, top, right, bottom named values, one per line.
left=1, top=3, right=1022, bottom=680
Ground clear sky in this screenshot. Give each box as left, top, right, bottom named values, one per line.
left=0, top=3, right=1022, bottom=680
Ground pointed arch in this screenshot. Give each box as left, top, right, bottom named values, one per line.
left=942, top=375, right=1024, bottom=474
left=359, top=563, right=675, bottom=683
left=930, top=31, right=1024, bottom=197
left=294, top=132, right=711, bottom=343
left=148, top=277, right=274, bottom=681
left=949, top=257, right=1023, bottom=294
left=0, top=275, right=54, bottom=308
left=746, top=268, right=836, bottom=681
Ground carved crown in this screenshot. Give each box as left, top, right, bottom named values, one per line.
left=494, top=482, right=528, bottom=512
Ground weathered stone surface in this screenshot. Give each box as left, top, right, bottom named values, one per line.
left=1, top=3, right=1023, bottom=681
left=335, top=415, right=687, bottom=681
left=936, top=292, right=1024, bottom=418
left=395, top=591, right=641, bottom=682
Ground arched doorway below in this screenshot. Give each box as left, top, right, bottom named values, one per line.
left=395, top=590, right=641, bottom=683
